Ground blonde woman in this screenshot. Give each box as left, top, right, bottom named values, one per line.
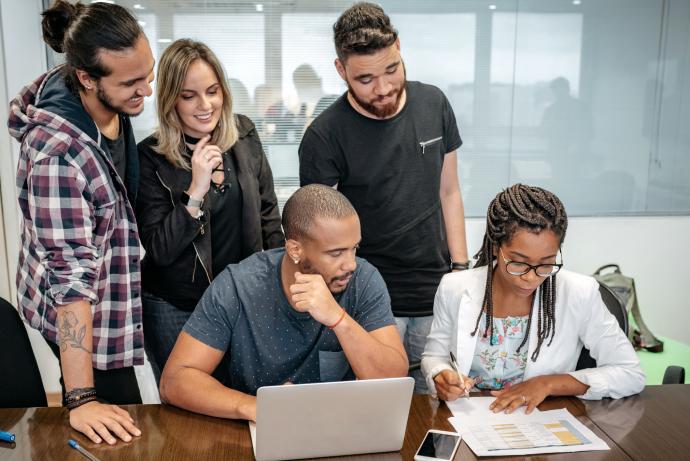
left=137, top=39, right=284, bottom=382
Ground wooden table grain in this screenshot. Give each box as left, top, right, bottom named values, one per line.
left=583, top=384, right=690, bottom=461
left=2, top=386, right=686, bottom=460
left=405, top=394, right=632, bottom=461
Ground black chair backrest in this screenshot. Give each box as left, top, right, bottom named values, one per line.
left=662, top=366, right=685, bottom=384
left=576, top=282, right=628, bottom=370
left=598, top=281, right=629, bottom=336
left=0, top=297, right=47, bottom=407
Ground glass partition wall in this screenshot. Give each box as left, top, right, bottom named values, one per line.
left=47, top=0, right=690, bottom=216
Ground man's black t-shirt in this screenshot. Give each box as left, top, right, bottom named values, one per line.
left=103, top=123, right=126, bottom=181
left=299, top=81, right=462, bottom=316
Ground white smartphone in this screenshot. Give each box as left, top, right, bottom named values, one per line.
left=414, top=429, right=462, bottom=461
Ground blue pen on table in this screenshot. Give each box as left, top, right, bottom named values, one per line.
left=449, top=351, right=470, bottom=399
left=68, top=439, right=102, bottom=461
left=0, top=430, right=15, bottom=443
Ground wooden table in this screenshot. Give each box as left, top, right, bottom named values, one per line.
left=0, top=385, right=686, bottom=460
left=582, top=384, right=690, bottom=461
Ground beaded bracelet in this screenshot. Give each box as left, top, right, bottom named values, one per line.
left=66, top=394, right=98, bottom=411
left=65, top=387, right=97, bottom=411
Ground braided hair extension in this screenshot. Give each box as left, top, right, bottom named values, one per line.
left=471, top=184, right=568, bottom=361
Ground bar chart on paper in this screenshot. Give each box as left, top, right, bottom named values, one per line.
left=471, top=419, right=590, bottom=450
left=450, top=408, right=610, bottom=456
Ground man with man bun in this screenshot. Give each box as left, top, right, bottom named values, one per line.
left=8, top=0, right=154, bottom=445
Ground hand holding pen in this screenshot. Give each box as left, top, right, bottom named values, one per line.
left=449, top=351, right=474, bottom=399
left=432, top=351, right=474, bottom=401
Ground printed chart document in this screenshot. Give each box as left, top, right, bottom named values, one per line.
left=449, top=408, right=609, bottom=457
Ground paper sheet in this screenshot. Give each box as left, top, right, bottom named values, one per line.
left=449, top=408, right=609, bottom=456
left=446, top=396, right=539, bottom=420
left=248, top=421, right=257, bottom=457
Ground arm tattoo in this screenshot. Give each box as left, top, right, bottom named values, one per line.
left=57, top=310, right=90, bottom=353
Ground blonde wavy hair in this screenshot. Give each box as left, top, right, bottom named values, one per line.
left=154, top=39, right=238, bottom=169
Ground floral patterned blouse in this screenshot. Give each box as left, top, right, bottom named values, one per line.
left=469, top=315, right=530, bottom=390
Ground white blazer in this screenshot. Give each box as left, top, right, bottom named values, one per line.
left=421, top=266, right=645, bottom=400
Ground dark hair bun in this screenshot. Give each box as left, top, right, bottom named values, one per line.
left=41, top=0, right=83, bottom=53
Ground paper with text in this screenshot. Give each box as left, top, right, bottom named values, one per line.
left=449, top=409, right=609, bottom=456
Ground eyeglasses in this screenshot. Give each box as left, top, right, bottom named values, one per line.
left=499, top=247, right=563, bottom=277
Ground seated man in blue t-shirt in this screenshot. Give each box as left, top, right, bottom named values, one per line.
left=160, top=184, right=408, bottom=421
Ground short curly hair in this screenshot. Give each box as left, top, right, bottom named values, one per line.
left=333, top=2, right=398, bottom=62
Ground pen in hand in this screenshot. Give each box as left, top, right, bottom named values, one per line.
left=449, top=351, right=471, bottom=399
left=68, top=439, right=102, bottom=461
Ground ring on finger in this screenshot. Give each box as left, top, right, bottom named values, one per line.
left=521, top=395, right=527, bottom=404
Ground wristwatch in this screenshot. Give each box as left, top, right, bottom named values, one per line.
left=450, top=261, right=470, bottom=271
left=181, top=191, right=204, bottom=208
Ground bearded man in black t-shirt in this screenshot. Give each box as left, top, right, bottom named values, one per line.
left=299, top=2, right=470, bottom=393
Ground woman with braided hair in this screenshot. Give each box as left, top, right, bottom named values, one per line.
left=422, top=184, right=644, bottom=413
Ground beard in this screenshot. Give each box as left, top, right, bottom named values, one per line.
left=347, top=80, right=405, bottom=119
left=346, top=62, right=407, bottom=119
left=96, top=82, right=144, bottom=117
left=299, top=258, right=353, bottom=294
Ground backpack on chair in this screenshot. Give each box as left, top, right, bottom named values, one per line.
left=592, top=264, right=664, bottom=353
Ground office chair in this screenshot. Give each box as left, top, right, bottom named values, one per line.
left=576, top=282, right=628, bottom=370
left=574, top=285, right=684, bottom=385
left=662, top=366, right=685, bottom=384
left=0, top=297, right=47, bottom=407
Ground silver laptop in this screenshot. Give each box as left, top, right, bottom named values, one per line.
left=249, top=377, right=414, bottom=461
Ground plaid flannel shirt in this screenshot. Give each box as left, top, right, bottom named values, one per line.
left=8, top=67, right=144, bottom=370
